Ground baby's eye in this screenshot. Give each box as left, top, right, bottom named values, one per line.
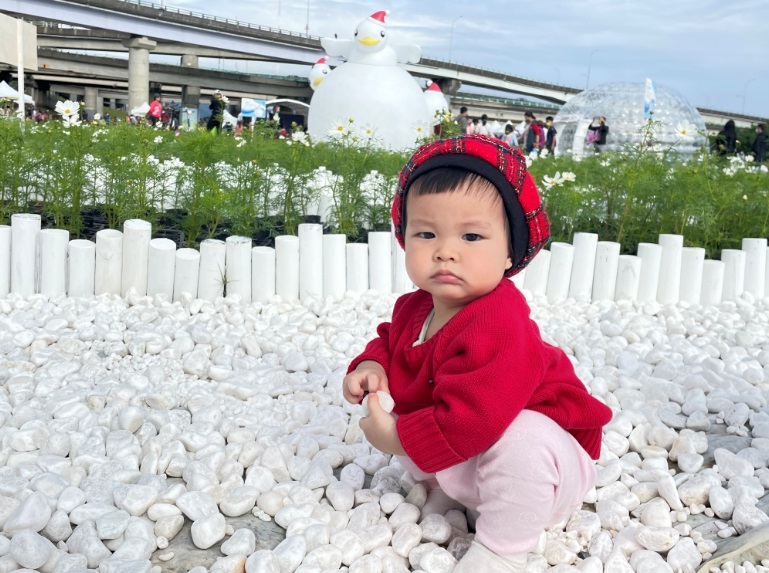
left=416, top=232, right=435, bottom=239
left=463, top=233, right=482, bottom=242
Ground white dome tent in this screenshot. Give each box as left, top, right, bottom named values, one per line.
left=554, top=82, right=707, bottom=157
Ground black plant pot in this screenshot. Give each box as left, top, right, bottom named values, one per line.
left=303, top=215, right=322, bottom=224
left=81, top=213, right=109, bottom=241
left=153, top=228, right=185, bottom=248
left=252, top=229, right=274, bottom=248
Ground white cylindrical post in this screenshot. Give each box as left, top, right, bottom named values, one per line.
left=275, top=235, right=300, bottom=301
left=742, top=238, right=767, bottom=299
left=252, top=246, right=276, bottom=303
left=368, top=232, right=392, bottom=295
left=510, top=268, right=526, bottom=291
left=95, top=229, right=123, bottom=296
left=679, top=247, right=706, bottom=304
left=198, top=239, right=226, bottom=301
left=701, top=260, right=725, bottom=306
left=568, top=232, right=598, bottom=301
left=614, top=255, right=642, bottom=301
left=592, top=241, right=621, bottom=301
left=523, top=249, right=550, bottom=295
left=322, top=234, right=346, bottom=299
left=147, top=238, right=176, bottom=299
left=346, top=243, right=369, bottom=294
left=68, top=239, right=95, bottom=297
left=121, top=219, right=152, bottom=298
left=656, top=234, right=683, bottom=304
left=721, top=249, right=746, bottom=301
left=298, top=224, right=323, bottom=302
left=545, top=242, right=574, bottom=303
left=391, top=229, right=411, bottom=294
left=174, top=248, right=200, bottom=301
left=11, top=213, right=41, bottom=296
left=0, top=225, right=12, bottom=297
left=636, top=243, right=662, bottom=302
left=225, top=235, right=253, bottom=303
left=39, top=229, right=69, bottom=297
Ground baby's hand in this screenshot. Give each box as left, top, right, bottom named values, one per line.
left=359, top=392, right=405, bottom=455
left=343, top=361, right=388, bottom=404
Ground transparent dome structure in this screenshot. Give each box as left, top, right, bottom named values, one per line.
left=554, top=82, right=707, bottom=156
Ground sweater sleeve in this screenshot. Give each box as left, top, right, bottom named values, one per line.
left=347, top=320, right=391, bottom=376
left=396, top=297, right=546, bottom=473
left=347, top=292, right=413, bottom=375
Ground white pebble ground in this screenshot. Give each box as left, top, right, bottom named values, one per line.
left=1, top=287, right=769, bottom=573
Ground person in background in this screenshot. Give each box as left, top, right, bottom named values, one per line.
left=588, top=116, right=609, bottom=153
left=751, top=123, right=766, bottom=163
left=207, top=90, right=225, bottom=133
left=503, top=123, right=518, bottom=147
left=147, top=94, right=162, bottom=127
left=475, top=114, right=495, bottom=137
left=544, top=116, right=557, bottom=155
left=523, top=111, right=543, bottom=153
left=455, top=106, right=469, bottom=134
left=715, top=119, right=737, bottom=156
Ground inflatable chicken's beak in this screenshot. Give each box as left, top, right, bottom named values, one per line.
left=357, top=36, right=380, bottom=46
left=312, top=77, right=324, bottom=87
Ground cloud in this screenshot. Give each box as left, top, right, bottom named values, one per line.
left=160, top=0, right=769, bottom=117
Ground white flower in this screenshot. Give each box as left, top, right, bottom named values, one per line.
left=723, top=167, right=735, bottom=177
left=329, top=120, right=348, bottom=137
left=761, top=165, right=768, bottom=173
left=745, top=155, right=754, bottom=163
left=542, top=172, right=565, bottom=190
left=562, top=171, right=576, bottom=182
left=154, top=136, right=163, bottom=144
left=55, top=100, right=78, bottom=117
left=61, top=115, right=81, bottom=128
left=600, top=159, right=611, bottom=167
left=674, top=121, right=698, bottom=141
left=412, top=122, right=430, bottom=137
left=539, top=148, right=550, bottom=158
left=360, top=123, right=377, bottom=138
left=291, top=131, right=310, bottom=147
left=236, top=139, right=246, bottom=148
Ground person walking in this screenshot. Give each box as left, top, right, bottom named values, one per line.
left=751, top=123, right=766, bottom=163
left=544, top=116, right=557, bottom=155
left=207, top=90, right=225, bottom=133
left=588, top=116, right=609, bottom=153
left=147, top=94, right=162, bottom=127
left=523, top=112, right=543, bottom=153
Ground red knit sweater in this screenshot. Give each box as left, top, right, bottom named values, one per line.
left=349, top=279, right=612, bottom=474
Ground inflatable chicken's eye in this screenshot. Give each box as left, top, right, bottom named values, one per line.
left=354, top=30, right=359, bottom=37
left=380, top=31, right=385, bottom=37
left=323, top=69, right=328, bottom=75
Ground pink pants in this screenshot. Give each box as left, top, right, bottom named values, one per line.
left=398, top=410, right=597, bottom=554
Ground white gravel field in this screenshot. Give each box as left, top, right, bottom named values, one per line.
left=1, top=287, right=769, bottom=573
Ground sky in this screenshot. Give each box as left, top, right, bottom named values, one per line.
left=161, top=0, right=769, bottom=118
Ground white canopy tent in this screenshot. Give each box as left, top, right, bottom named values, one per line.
left=0, top=80, right=34, bottom=105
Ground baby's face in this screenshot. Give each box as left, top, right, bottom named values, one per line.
left=404, top=185, right=511, bottom=313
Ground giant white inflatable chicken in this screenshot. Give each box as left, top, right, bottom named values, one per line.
left=308, top=10, right=431, bottom=150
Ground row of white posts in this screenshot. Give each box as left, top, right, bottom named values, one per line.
left=1, top=214, right=767, bottom=306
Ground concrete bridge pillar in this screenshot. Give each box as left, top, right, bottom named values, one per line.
left=122, top=36, right=157, bottom=112
left=84, top=87, right=99, bottom=120
left=435, top=78, right=461, bottom=95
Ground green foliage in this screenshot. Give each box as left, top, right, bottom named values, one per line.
left=0, top=116, right=766, bottom=259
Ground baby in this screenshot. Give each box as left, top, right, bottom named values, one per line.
left=344, top=135, right=612, bottom=572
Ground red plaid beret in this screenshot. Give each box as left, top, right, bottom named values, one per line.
left=392, top=134, right=550, bottom=277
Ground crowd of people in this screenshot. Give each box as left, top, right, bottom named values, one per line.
left=454, top=107, right=560, bottom=156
